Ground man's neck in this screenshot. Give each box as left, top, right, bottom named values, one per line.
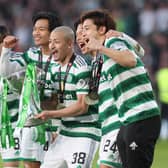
left=59, top=51, right=74, bottom=66
left=41, top=45, right=50, bottom=56
left=100, top=35, right=105, bottom=47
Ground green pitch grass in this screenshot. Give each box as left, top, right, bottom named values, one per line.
left=0, top=140, right=167, bottom=168
left=151, top=140, right=168, bottom=168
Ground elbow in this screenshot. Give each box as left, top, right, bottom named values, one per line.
left=77, top=104, right=88, bottom=115
left=79, top=107, right=88, bottom=115
left=126, top=57, right=137, bottom=67
left=124, top=51, right=137, bottom=67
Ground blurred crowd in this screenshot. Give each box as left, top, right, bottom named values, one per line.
left=0, top=0, right=168, bottom=138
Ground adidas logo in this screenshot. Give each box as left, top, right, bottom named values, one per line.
left=129, top=141, right=138, bottom=150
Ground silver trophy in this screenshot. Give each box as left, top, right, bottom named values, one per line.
left=24, top=68, right=58, bottom=127
left=4, top=69, right=45, bottom=127
left=24, top=93, right=47, bottom=127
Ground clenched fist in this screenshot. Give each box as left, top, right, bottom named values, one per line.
left=3, top=35, right=18, bottom=48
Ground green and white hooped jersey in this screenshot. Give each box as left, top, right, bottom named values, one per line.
left=98, top=36, right=140, bottom=135
left=0, top=49, right=20, bottom=129
left=49, top=54, right=101, bottom=142
left=0, top=76, right=19, bottom=128
left=98, top=78, right=121, bottom=136
left=101, top=37, right=160, bottom=126
left=0, top=47, right=60, bottom=131
left=6, top=91, right=19, bottom=127
left=0, top=48, right=25, bottom=129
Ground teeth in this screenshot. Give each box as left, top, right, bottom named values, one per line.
left=80, top=43, right=85, bottom=48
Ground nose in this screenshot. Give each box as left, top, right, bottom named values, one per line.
left=82, top=31, right=88, bottom=42
left=82, top=31, right=86, bottom=37
left=33, top=28, right=40, bottom=36
left=49, top=42, right=55, bottom=53
left=76, top=33, right=82, bottom=42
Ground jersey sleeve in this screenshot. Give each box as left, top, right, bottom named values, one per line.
left=122, top=33, right=145, bottom=57
left=75, top=65, right=91, bottom=95
left=0, top=47, right=26, bottom=77
left=105, top=37, right=138, bottom=58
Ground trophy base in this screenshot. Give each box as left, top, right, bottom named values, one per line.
left=85, top=95, right=98, bottom=105
left=56, top=104, right=66, bottom=110
left=24, top=116, right=47, bottom=127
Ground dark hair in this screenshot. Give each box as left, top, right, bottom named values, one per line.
left=74, top=18, right=81, bottom=32
left=80, top=9, right=116, bottom=33
left=32, top=11, right=62, bottom=32
left=0, top=25, right=9, bottom=43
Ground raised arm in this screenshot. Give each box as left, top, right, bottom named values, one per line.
left=84, top=36, right=137, bottom=67
left=105, top=30, right=145, bottom=57
left=0, top=36, right=26, bottom=77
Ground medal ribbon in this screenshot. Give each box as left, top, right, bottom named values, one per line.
left=58, top=54, right=76, bottom=103
left=89, top=51, right=103, bottom=93
left=37, top=49, right=52, bottom=100
left=0, top=78, right=15, bottom=148
left=17, top=64, right=34, bottom=127
left=16, top=64, right=46, bottom=144
left=32, top=63, right=46, bottom=145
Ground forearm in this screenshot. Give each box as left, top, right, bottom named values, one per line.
left=0, top=47, right=25, bottom=77
left=45, top=101, right=88, bottom=118
left=99, top=46, right=137, bottom=67
left=0, top=47, right=14, bottom=76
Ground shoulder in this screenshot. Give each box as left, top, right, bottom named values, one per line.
left=105, top=37, right=133, bottom=50
left=27, top=47, right=40, bottom=53
left=10, top=50, right=24, bottom=59
left=74, top=54, right=89, bottom=68
left=28, top=46, right=40, bottom=52
left=24, top=47, right=40, bottom=62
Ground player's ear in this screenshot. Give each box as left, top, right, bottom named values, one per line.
left=98, top=26, right=106, bottom=35
left=67, top=39, right=73, bottom=49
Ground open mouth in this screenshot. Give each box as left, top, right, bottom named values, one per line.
left=51, top=50, right=59, bottom=60
left=51, top=49, right=58, bottom=55
left=79, top=42, right=85, bottom=49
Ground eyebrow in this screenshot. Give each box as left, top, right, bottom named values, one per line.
left=33, top=26, right=49, bottom=29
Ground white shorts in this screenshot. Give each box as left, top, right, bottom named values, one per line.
left=19, top=127, right=51, bottom=163
left=0, top=135, right=20, bottom=162
left=41, top=134, right=99, bottom=168
left=98, top=129, right=122, bottom=168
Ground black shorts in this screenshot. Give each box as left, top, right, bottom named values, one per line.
left=116, top=116, right=161, bottom=168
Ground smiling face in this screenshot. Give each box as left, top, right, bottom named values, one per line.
left=82, top=19, right=101, bottom=40
left=76, top=23, right=87, bottom=54
left=32, top=19, right=50, bottom=47
left=75, top=20, right=102, bottom=55
left=81, top=19, right=105, bottom=55
left=49, top=30, right=72, bottom=63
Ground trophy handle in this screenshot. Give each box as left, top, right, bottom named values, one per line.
left=31, top=93, right=41, bottom=113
